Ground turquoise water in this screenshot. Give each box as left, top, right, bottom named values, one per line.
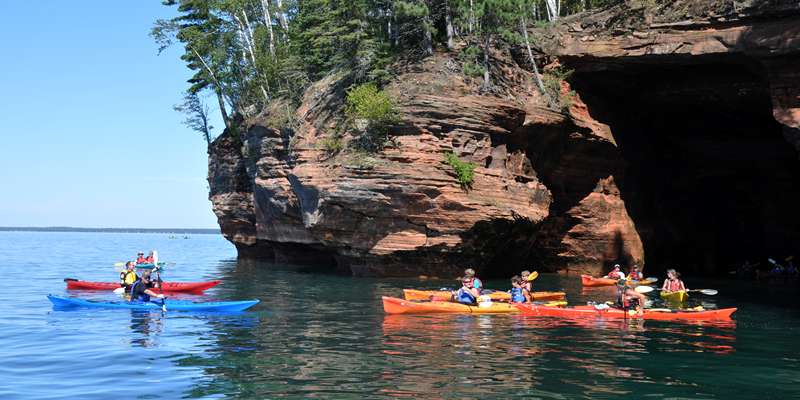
left=2, top=231, right=799, bottom=399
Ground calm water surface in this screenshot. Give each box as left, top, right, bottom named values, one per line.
left=1, top=231, right=799, bottom=399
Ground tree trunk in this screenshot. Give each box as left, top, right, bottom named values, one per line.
left=423, top=14, right=433, bottom=55
left=546, top=0, right=558, bottom=21
left=481, top=36, right=491, bottom=90
left=255, top=4, right=276, bottom=57
left=445, top=0, right=454, bottom=50
left=215, top=88, right=232, bottom=130
left=521, top=15, right=553, bottom=108
left=469, top=0, right=475, bottom=34
left=274, top=0, right=289, bottom=33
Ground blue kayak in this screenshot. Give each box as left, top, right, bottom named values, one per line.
left=48, top=295, right=259, bottom=312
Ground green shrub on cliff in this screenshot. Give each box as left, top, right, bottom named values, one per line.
left=346, top=83, right=398, bottom=124
left=319, top=135, right=344, bottom=154
left=543, top=67, right=576, bottom=113
left=444, top=152, right=477, bottom=189
left=346, top=83, right=399, bottom=152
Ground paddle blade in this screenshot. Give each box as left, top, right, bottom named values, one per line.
left=644, top=277, right=658, bottom=283
left=635, top=286, right=655, bottom=294
left=699, top=289, right=718, bottom=296
left=113, top=287, right=125, bottom=295
left=113, top=262, right=125, bottom=267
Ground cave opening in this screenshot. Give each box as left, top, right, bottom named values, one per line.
left=568, top=55, right=800, bottom=276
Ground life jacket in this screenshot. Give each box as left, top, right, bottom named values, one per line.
left=136, top=256, right=146, bottom=264
left=665, top=278, right=683, bottom=292
left=129, top=280, right=151, bottom=302
left=628, top=271, right=643, bottom=281
left=472, top=278, right=483, bottom=289
left=120, top=270, right=137, bottom=287
left=510, top=287, right=526, bottom=303
left=455, top=288, right=477, bottom=304
left=144, top=256, right=154, bottom=264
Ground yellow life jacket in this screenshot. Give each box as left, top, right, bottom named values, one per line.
left=123, top=270, right=138, bottom=286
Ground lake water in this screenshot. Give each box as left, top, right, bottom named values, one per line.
left=1, top=231, right=799, bottom=399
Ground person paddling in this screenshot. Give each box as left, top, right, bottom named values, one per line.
left=135, top=251, right=146, bottom=265
left=129, top=271, right=165, bottom=303
left=520, top=270, right=537, bottom=302
left=119, top=261, right=138, bottom=292
left=453, top=276, right=480, bottom=304
left=627, top=265, right=643, bottom=281
left=616, top=278, right=646, bottom=316
left=662, top=269, right=687, bottom=293
left=509, top=276, right=527, bottom=303
left=464, top=268, right=483, bottom=290
left=605, top=264, right=626, bottom=280
left=143, top=250, right=155, bottom=264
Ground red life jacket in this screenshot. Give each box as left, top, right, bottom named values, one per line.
left=144, top=256, right=154, bottom=263
left=136, top=256, right=146, bottom=264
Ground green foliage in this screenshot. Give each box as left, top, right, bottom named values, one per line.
left=319, top=136, right=344, bottom=154
left=542, top=67, right=575, bottom=113
left=459, top=46, right=485, bottom=78
left=346, top=83, right=398, bottom=124
left=155, top=0, right=637, bottom=149
left=444, top=152, right=477, bottom=189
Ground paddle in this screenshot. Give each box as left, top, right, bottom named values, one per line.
left=64, top=278, right=77, bottom=282
left=635, top=286, right=718, bottom=296
left=689, top=289, right=718, bottom=296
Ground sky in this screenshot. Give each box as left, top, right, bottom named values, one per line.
left=0, top=1, right=225, bottom=228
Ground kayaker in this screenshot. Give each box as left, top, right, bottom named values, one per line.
left=509, top=276, right=527, bottom=303
left=129, top=271, right=165, bottom=302
left=661, top=269, right=687, bottom=293
left=135, top=251, right=146, bottom=264
left=520, top=270, right=537, bottom=302
left=454, top=276, right=480, bottom=304
left=604, top=264, right=626, bottom=280
left=616, top=279, right=646, bottom=315
left=627, top=265, right=643, bottom=281
left=143, top=250, right=155, bottom=264
left=464, top=268, right=483, bottom=290
left=119, top=261, right=138, bottom=292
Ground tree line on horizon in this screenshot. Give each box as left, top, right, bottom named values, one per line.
left=152, top=0, right=625, bottom=145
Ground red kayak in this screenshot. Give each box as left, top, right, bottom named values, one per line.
left=514, top=303, right=736, bottom=322
left=65, top=279, right=221, bottom=293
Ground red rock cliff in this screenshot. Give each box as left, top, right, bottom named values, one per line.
left=209, top=0, right=800, bottom=277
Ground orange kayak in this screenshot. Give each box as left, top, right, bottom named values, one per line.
left=402, top=289, right=566, bottom=302
left=515, top=304, right=737, bottom=321
left=581, top=275, right=657, bottom=287
left=383, top=296, right=521, bottom=314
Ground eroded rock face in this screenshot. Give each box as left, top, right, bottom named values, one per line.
left=209, top=1, right=798, bottom=277
left=541, top=0, right=800, bottom=274
left=208, top=59, right=645, bottom=276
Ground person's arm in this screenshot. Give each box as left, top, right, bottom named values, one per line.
left=144, top=288, right=165, bottom=299
left=469, top=287, right=481, bottom=298
left=523, top=288, right=532, bottom=303
left=680, top=280, right=687, bottom=292
left=662, top=280, right=668, bottom=291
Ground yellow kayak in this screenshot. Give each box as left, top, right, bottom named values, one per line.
left=402, top=289, right=567, bottom=302
left=660, top=290, right=688, bottom=303
left=383, top=296, right=566, bottom=314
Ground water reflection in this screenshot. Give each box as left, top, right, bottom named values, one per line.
left=129, top=310, right=165, bottom=348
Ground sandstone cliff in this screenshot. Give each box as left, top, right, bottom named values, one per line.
left=209, top=0, right=800, bottom=277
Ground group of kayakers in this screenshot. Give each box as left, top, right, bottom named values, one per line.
left=119, top=250, right=164, bottom=303
left=454, top=268, right=537, bottom=304
left=450, top=264, right=691, bottom=316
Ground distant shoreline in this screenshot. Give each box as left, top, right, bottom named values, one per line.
left=0, top=227, right=219, bottom=234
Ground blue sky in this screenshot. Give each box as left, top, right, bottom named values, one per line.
left=0, top=1, right=225, bottom=228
